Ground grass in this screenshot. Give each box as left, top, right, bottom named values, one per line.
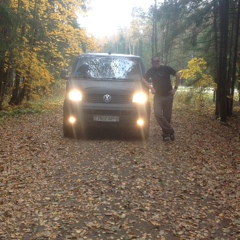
left=174, top=88, right=216, bottom=111
left=0, top=95, right=64, bottom=118
left=0, top=87, right=239, bottom=119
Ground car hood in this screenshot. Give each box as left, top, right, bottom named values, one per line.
left=66, top=79, right=145, bottom=94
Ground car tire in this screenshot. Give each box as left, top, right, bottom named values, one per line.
left=132, top=124, right=149, bottom=140
left=141, top=125, right=149, bottom=140
left=63, top=123, right=74, bottom=138
left=63, top=118, right=85, bottom=139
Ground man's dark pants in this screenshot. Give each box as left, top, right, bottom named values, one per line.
left=153, top=94, right=174, bottom=135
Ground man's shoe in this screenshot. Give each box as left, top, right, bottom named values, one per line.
left=170, top=132, right=175, bottom=141
left=162, top=134, right=170, bottom=141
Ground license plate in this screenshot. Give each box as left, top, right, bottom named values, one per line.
left=93, top=115, right=119, bottom=122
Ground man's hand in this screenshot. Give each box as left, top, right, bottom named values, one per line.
left=142, top=78, right=156, bottom=94
left=151, top=88, right=156, bottom=94
left=169, top=88, right=177, bottom=95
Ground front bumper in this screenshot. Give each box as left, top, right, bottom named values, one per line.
left=63, top=100, right=150, bottom=129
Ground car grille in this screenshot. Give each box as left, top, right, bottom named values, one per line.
left=84, top=94, right=131, bottom=104
left=83, top=109, right=131, bottom=116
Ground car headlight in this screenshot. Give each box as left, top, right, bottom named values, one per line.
left=68, top=89, right=82, bottom=101
left=132, top=92, right=147, bottom=104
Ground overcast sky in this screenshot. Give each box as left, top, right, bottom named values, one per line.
left=78, top=0, right=153, bottom=37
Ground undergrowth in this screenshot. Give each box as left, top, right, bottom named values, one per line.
left=0, top=87, right=239, bottom=119
left=0, top=95, right=64, bottom=118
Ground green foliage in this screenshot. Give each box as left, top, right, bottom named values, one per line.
left=0, top=108, right=43, bottom=118
left=0, top=95, right=64, bottom=118
left=174, top=87, right=216, bottom=114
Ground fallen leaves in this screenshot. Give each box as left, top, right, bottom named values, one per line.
left=0, top=107, right=239, bottom=239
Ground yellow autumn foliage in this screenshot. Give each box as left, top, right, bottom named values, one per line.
left=179, top=58, right=217, bottom=89
left=1, top=0, right=99, bottom=106
left=12, top=48, right=53, bottom=96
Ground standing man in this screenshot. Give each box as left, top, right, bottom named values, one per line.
left=142, top=56, right=180, bottom=141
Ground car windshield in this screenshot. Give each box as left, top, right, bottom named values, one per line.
left=72, top=56, right=142, bottom=80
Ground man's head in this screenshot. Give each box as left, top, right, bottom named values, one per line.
left=151, top=56, right=160, bottom=68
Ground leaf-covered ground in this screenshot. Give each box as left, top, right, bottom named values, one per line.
left=0, top=106, right=239, bottom=240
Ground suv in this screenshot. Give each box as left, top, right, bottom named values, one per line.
left=61, top=53, right=150, bottom=139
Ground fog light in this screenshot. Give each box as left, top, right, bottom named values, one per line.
left=136, top=118, right=144, bottom=127
left=69, top=116, right=76, bottom=124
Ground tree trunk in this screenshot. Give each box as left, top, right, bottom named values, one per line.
left=0, top=62, right=6, bottom=110
left=9, top=73, right=25, bottom=106
left=154, top=0, right=158, bottom=55
left=226, top=18, right=234, bottom=116
left=218, top=0, right=229, bottom=122
left=213, top=0, right=220, bottom=118
left=229, top=0, right=240, bottom=112
left=152, top=17, right=155, bottom=57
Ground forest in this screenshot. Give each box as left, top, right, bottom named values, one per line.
left=0, top=0, right=239, bottom=123
left=0, top=1, right=239, bottom=238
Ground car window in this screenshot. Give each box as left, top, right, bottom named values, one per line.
left=72, top=56, right=142, bottom=80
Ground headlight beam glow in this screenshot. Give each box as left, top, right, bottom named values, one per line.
left=132, top=92, right=147, bottom=104
left=136, top=118, right=144, bottom=127
left=68, top=89, right=82, bottom=101
left=69, top=116, right=76, bottom=124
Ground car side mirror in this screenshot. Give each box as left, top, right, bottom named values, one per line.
left=60, top=69, right=69, bottom=80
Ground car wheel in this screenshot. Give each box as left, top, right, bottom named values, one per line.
left=132, top=124, right=149, bottom=140
left=140, top=125, right=149, bottom=140
left=63, top=123, right=74, bottom=138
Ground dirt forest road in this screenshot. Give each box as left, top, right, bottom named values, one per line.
left=0, top=106, right=240, bottom=240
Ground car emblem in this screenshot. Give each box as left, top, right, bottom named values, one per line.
left=103, top=94, right=112, bottom=103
